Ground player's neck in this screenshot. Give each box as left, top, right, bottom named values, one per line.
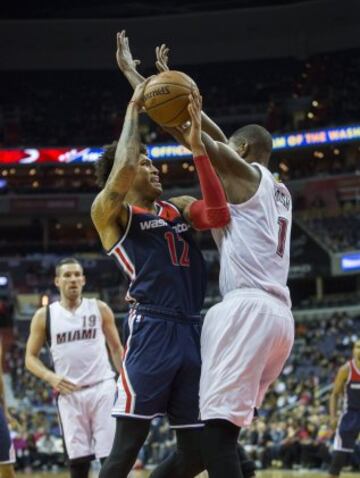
left=127, top=192, right=157, bottom=214
left=60, top=296, right=82, bottom=312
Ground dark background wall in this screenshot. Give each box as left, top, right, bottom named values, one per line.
left=1, top=0, right=359, bottom=70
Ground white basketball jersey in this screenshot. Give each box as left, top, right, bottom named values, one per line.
left=48, top=298, right=115, bottom=386
left=212, top=163, right=292, bottom=307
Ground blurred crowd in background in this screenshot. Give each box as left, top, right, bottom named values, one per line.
left=2, top=311, right=359, bottom=472
left=0, top=50, right=359, bottom=147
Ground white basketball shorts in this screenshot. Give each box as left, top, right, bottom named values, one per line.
left=57, top=378, right=116, bottom=461
left=200, top=288, right=294, bottom=427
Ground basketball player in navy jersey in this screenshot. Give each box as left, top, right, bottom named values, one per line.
left=91, top=77, right=230, bottom=477
left=118, top=33, right=294, bottom=478
left=328, top=339, right=360, bottom=477
left=113, top=30, right=260, bottom=478
left=0, top=340, right=16, bottom=478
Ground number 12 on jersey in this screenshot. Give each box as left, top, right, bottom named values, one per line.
left=277, top=217, right=288, bottom=258
left=164, top=231, right=190, bottom=267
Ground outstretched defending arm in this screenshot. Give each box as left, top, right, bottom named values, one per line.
left=155, top=43, right=228, bottom=143
left=174, top=91, right=230, bottom=230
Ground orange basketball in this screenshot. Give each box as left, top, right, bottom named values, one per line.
left=144, top=71, right=197, bottom=127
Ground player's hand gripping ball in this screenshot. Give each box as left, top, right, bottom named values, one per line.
left=143, top=70, right=198, bottom=127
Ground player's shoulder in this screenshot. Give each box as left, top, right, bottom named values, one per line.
left=166, top=196, right=196, bottom=214
left=34, top=305, right=47, bottom=318
left=82, top=297, right=102, bottom=310
left=158, top=198, right=194, bottom=222
left=30, top=306, right=47, bottom=330
left=338, top=362, right=351, bottom=378
left=95, top=299, right=112, bottom=315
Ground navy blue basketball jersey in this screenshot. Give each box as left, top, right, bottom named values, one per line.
left=107, top=200, right=206, bottom=316
left=344, top=360, right=360, bottom=411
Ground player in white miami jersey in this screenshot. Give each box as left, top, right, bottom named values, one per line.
left=25, top=258, right=123, bottom=478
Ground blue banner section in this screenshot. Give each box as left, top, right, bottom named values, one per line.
left=1, top=124, right=359, bottom=164
left=341, top=253, right=360, bottom=272
left=272, top=125, right=360, bottom=150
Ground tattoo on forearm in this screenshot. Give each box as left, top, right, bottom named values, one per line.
left=111, top=114, right=140, bottom=175
left=108, top=191, right=122, bottom=202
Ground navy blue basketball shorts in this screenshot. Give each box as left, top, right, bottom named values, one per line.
left=0, top=406, right=15, bottom=464
left=334, top=409, right=360, bottom=453
left=113, top=306, right=203, bottom=429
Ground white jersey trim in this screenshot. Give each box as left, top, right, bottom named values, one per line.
left=107, top=204, right=133, bottom=253
left=171, top=423, right=204, bottom=429
left=119, top=311, right=137, bottom=414
left=111, top=411, right=165, bottom=420
left=112, top=244, right=136, bottom=281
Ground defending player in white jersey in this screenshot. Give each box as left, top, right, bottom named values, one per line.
left=25, top=257, right=123, bottom=478
left=160, top=91, right=294, bottom=476
left=148, top=46, right=295, bottom=478
left=197, top=122, right=294, bottom=478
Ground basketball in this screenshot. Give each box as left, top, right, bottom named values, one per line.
left=143, top=70, right=197, bottom=127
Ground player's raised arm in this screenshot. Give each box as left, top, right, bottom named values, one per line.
left=97, top=300, right=123, bottom=374
left=329, top=363, right=349, bottom=428
left=115, top=31, right=227, bottom=144
left=91, top=82, right=145, bottom=248
left=116, top=30, right=145, bottom=89
left=25, top=308, right=79, bottom=395
left=170, top=91, right=230, bottom=231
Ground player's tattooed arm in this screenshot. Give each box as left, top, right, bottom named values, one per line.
left=91, top=82, right=146, bottom=248
left=25, top=307, right=79, bottom=394
left=98, top=301, right=123, bottom=373
left=329, top=363, right=349, bottom=428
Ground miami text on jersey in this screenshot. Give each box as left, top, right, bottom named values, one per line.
left=56, top=328, right=97, bottom=344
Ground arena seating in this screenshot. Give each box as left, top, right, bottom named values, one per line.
left=1, top=49, right=359, bottom=147
left=299, top=206, right=360, bottom=252
left=5, top=311, right=360, bottom=471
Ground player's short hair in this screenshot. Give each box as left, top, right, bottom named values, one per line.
left=229, top=124, right=273, bottom=159
left=94, top=141, right=148, bottom=188
left=55, top=257, right=83, bottom=276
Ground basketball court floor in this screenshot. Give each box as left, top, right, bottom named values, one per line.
left=17, top=471, right=357, bottom=477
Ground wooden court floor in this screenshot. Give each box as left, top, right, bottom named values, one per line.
left=17, top=470, right=358, bottom=478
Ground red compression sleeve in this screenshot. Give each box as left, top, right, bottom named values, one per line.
left=188, top=155, right=230, bottom=230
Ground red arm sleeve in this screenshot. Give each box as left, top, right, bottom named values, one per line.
left=188, top=155, right=230, bottom=230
